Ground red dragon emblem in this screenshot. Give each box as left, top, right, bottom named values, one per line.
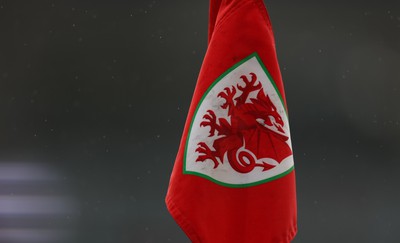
left=195, top=72, right=292, bottom=174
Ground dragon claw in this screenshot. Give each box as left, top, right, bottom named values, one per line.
left=200, top=110, right=218, bottom=136
left=235, top=73, right=262, bottom=105
left=196, top=142, right=219, bottom=168
left=237, top=72, right=261, bottom=92
left=218, top=86, right=236, bottom=109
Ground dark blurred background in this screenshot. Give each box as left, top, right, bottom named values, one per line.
left=0, top=0, right=399, bottom=242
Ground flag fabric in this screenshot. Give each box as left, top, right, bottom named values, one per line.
left=166, top=0, right=297, bottom=242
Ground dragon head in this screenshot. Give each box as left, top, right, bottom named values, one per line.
left=252, top=91, right=285, bottom=136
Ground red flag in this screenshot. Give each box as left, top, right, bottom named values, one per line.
left=166, top=0, right=297, bottom=242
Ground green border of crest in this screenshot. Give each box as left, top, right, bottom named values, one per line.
left=183, top=52, right=294, bottom=188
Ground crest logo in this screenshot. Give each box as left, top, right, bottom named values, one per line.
left=184, top=53, right=294, bottom=187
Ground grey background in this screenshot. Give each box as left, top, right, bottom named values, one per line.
left=0, top=0, right=399, bottom=242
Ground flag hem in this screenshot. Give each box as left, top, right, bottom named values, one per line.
left=165, top=194, right=201, bottom=243
left=166, top=191, right=298, bottom=243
